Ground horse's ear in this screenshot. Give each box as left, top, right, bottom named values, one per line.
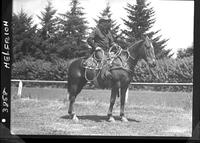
left=144, top=35, right=152, bottom=47
left=141, top=35, right=146, bottom=39
left=146, top=35, right=150, bottom=41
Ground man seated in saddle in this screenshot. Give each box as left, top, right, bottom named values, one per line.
left=87, top=15, right=117, bottom=79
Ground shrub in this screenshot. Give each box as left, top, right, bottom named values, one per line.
left=12, top=58, right=71, bottom=87
left=12, top=56, right=193, bottom=91
left=131, top=56, right=193, bottom=91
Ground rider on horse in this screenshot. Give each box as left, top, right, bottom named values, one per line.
left=87, top=15, right=118, bottom=79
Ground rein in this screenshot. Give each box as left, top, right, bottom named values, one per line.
left=118, top=40, right=144, bottom=74
left=126, top=39, right=143, bottom=60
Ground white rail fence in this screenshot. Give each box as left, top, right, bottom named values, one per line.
left=11, top=79, right=193, bottom=98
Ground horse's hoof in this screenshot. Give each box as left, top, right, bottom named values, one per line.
left=121, top=116, right=128, bottom=122
left=69, top=114, right=79, bottom=122
left=72, top=114, right=79, bottom=122
left=108, top=116, right=115, bottom=122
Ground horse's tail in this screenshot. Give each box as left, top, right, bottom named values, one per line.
left=66, top=57, right=85, bottom=98
left=67, top=58, right=77, bottom=96
left=67, top=58, right=79, bottom=69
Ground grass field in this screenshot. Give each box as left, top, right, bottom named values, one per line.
left=11, top=87, right=192, bottom=136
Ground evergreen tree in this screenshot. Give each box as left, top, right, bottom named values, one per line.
left=123, top=0, right=172, bottom=59
left=57, top=0, right=89, bottom=59
left=37, top=1, right=59, bottom=61
left=38, top=1, right=57, bottom=40
left=12, top=9, right=37, bottom=62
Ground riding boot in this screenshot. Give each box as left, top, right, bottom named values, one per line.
left=105, top=70, right=112, bottom=79
left=101, top=64, right=112, bottom=80
left=105, top=66, right=112, bottom=80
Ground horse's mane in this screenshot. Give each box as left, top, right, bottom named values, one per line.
left=127, top=39, right=144, bottom=50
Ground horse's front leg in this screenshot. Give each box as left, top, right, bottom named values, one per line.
left=120, top=86, right=129, bottom=122
left=107, top=87, right=118, bottom=122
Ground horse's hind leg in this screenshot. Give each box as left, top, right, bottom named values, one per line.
left=107, top=87, right=118, bottom=122
left=68, top=84, right=79, bottom=121
left=68, top=78, right=86, bottom=121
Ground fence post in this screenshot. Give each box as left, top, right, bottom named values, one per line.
left=17, top=80, right=23, bottom=98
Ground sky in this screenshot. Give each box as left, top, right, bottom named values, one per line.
left=13, top=0, right=194, bottom=58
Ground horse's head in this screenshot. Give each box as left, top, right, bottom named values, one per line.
left=128, top=36, right=156, bottom=68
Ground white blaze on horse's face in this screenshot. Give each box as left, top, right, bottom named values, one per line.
left=143, top=37, right=156, bottom=67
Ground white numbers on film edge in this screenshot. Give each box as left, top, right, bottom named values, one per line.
left=2, top=88, right=9, bottom=113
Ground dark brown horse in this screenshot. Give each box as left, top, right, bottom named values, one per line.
left=67, top=36, right=156, bottom=122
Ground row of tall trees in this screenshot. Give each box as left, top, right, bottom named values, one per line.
left=12, top=0, right=89, bottom=62
left=12, top=0, right=191, bottom=63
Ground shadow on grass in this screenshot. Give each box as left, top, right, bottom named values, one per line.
left=61, top=115, right=140, bottom=123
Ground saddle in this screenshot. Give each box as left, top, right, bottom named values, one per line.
left=82, top=48, right=104, bottom=70
left=82, top=45, right=130, bottom=82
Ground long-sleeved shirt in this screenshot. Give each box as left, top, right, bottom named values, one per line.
left=87, top=27, right=114, bottom=52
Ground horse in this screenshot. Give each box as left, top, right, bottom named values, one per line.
left=67, top=36, right=156, bottom=122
